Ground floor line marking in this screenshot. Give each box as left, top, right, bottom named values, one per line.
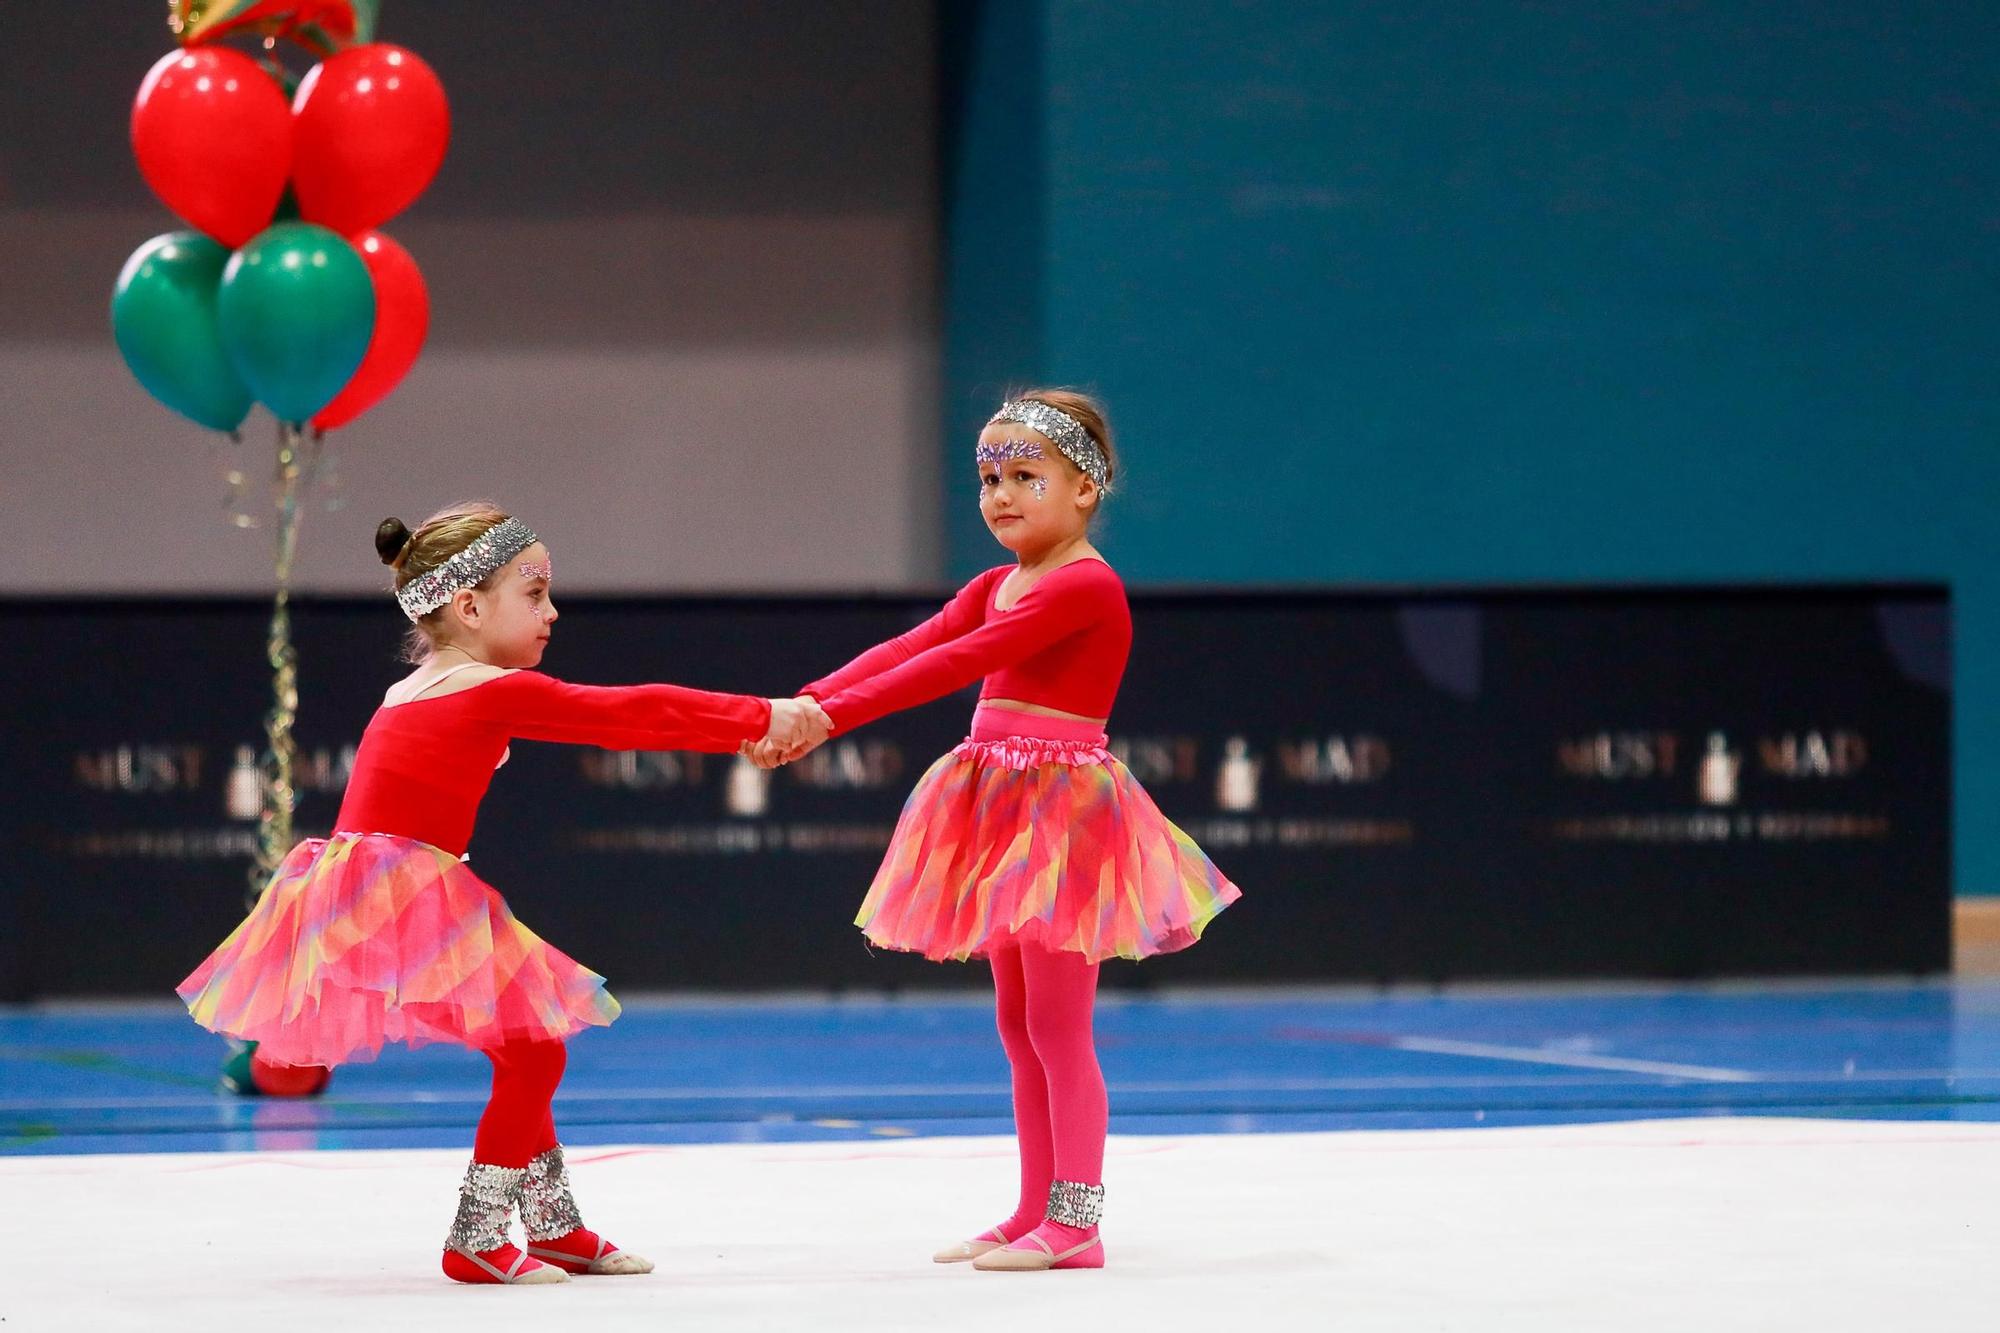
left=11, top=1067, right=2000, bottom=1112
left=1385, top=1037, right=1759, bottom=1082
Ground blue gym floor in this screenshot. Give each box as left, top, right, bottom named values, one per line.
left=5, top=981, right=1999, bottom=1156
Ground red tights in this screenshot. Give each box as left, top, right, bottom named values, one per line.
left=445, top=1039, right=611, bottom=1281
left=473, top=1038, right=566, bottom=1167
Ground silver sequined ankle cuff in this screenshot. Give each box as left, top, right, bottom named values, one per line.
left=520, top=1145, right=585, bottom=1242
left=1046, top=1179, right=1106, bottom=1228
left=446, top=1161, right=526, bottom=1253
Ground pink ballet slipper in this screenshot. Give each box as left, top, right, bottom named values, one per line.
left=933, top=1225, right=1015, bottom=1264
left=972, top=1181, right=1106, bottom=1271
left=972, top=1223, right=1104, bottom=1271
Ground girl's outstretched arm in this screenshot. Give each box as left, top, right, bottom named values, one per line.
left=799, top=570, right=1004, bottom=703
left=459, top=670, right=774, bottom=753
left=813, top=563, right=1120, bottom=735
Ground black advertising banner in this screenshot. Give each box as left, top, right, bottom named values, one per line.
left=0, top=585, right=1949, bottom=999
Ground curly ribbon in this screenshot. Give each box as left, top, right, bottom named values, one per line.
left=245, top=421, right=321, bottom=901
left=169, top=1, right=377, bottom=58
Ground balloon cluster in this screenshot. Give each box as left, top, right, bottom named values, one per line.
left=113, top=2, right=442, bottom=434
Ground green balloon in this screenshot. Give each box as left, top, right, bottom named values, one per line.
left=218, top=222, right=376, bottom=425
left=219, top=1041, right=257, bottom=1096
left=111, top=232, right=254, bottom=433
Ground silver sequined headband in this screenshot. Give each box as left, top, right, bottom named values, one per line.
left=986, top=399, right=1109, bottom=488
left=394, top=517, right=540, bottom=622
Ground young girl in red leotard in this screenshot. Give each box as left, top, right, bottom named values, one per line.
left=757, top=391, right=1241, bottom=1271
left=181, top=501, right=826, bottom=1286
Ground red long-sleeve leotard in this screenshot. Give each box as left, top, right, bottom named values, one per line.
left=334, top=670, right=771, bottom=855
left=802, top=558, right=1131, bottom=733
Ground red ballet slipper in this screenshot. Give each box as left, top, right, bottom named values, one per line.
left=442, top=1243, right=566, bottom=1285
left=442, top=1161, right=564, bottom=1285
left=526, top=1227, right=653, bottom=1276
left=518, top=1146, right=654, bottom=1276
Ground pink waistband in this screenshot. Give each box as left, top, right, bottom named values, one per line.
left=328, top=830, right=472, bottom=861
left=969, top=703, right=1109, bottom=746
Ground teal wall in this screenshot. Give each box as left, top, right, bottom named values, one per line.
left=941, top=1, right=1998, bottom=893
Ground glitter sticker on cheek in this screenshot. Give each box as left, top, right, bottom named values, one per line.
left=1028, top=477, right=1050, bottom=501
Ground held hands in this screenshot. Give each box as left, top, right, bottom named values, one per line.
left=749, top=696, right=832, bottom=768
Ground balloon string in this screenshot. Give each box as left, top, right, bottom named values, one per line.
left=307, top=427, right=348, bottom=512
left=212, top=429, right=260, bottom=529
left=248, top=421, right=311, bottom=900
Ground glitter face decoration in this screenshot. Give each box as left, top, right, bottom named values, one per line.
left=977, top=438, right=1050, bottom=501
left=519, top=557, right=554, bottom=622
left=976, top=439, right=1047, bottom=469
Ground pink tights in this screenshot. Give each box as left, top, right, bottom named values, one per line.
left=988, top=943, right=1106, bottom=1254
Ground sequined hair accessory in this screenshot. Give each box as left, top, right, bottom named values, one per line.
left=986, top=399, right=1110, bottom=489
left=395, top=517, right=539, bottom=622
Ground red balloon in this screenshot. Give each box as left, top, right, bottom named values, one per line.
left=313, top=230, right=429, bottom=431
left=249, top=1049, right=331, bottom=1097
left=292, top=44, right=449, bottom=235
left=131, top=48, right=292, bottom=248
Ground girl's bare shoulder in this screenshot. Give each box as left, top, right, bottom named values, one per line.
left=382, top=663, right=520, bottom=707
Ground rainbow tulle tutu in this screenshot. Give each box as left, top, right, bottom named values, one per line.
left=178, top=832, right=619, bottom=1067
left=855, top=707, right=1242, bottom=963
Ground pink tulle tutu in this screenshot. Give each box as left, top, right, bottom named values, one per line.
left=178, top=832, right=619, bottom=1067
left=854, top=706, right=1242, bottom=963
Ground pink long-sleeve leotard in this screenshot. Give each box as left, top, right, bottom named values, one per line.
left=334, top=670, right=772, bottom=856
left=802, top=558, right=1131, bottom=732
